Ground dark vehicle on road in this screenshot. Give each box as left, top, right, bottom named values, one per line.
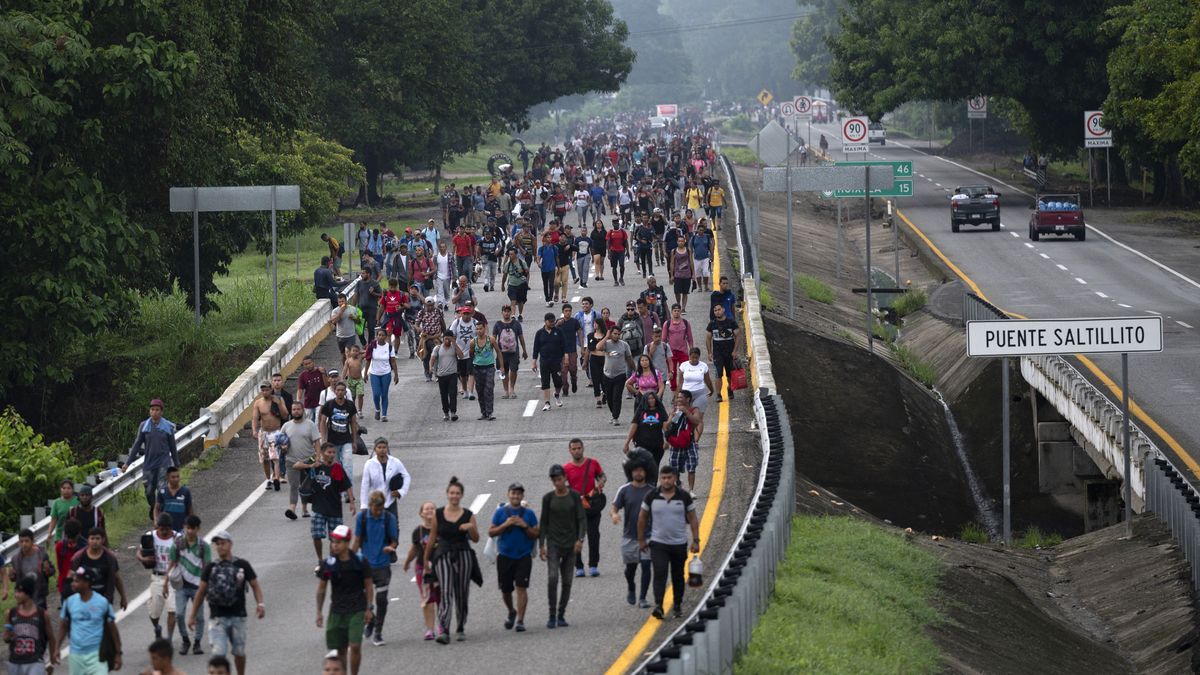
left=949, top=185, right=1000, bottom=232
left=1029, top=193, right=1085, bottom=241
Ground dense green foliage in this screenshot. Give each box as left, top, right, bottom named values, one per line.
left=0, top=0, right=633, bottom=395
left=739, top=516, right=941, bottom=673
left=0, top=408, right=102, bottom=532
left=802, top=0, right=1200, bottom=201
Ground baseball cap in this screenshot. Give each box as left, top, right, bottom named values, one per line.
left=149, top=398, right=165, bottom=408
left=425, top=296, right=436, bottom=303
left=508, top=482, right=525, bottom=493
left=327, top=369, right=340, bottom=377
left=548, top=464, right=566, bottom=478
left=78, top=484, right=93, bottom=495
left=74, top=566, right=99, bottom=584
left=330, top=525, right=352, bottom=541
left=211, top=530, right=233, bottom=543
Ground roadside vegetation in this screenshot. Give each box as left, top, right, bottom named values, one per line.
left=893, top=344, right=937, bottom=389
left=738, top=516, right=942, bottom=674
left=958, top=522, right=990, bottom=544
left=1015, top=526, right=1064, bottom=549
left=723, top=146, right=760, bottom=166
left=797, top=274, right=834, bottom=304
left=891, top=288, right=928, bottom=317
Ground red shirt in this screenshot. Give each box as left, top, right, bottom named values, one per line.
left=298, top=368, right=326, bottom=409
left=452, top=233, right=475, bottom=258
left=606, top=229, right=628, bottom=253
left=382, top=290, right=408, bottom=314
left=563, top=458, right=603, bottom=495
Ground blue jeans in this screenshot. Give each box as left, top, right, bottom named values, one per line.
left=370, top=373, right=391, bottom=415
left=210, top=616, right=247, bottom=657
left=337, top=442, right=354, bottom=484
left=143, top=466, right=168, bottom=514
left=176, top=585, right=205, bottom=643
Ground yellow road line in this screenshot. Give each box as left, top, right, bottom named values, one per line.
left=895, top=205, right=1198, bottom=477
left=604, top=223, right=732, bottom=675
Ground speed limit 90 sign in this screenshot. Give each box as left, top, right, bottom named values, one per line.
left=1084, top=110, right=1112, bottom=147
left=843, top=115, right=869, bottom=153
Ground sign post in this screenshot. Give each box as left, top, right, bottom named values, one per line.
left=794, top=96, right=814, bottom=147
left=841, top=116, right=869, bottom=155
left=1085, top=111, right=1113, bottom=205
left=966, top=316, right=1163, bottom=543
left=169, top=185, right=302, bottom=325
left=967, top=97, right=988, bottom=152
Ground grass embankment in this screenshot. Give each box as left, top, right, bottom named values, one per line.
left=797, top=274, right=834, bottom=304
left=723, top=146, right=760, bottom=167
left=738, top=516, right=942, bottom=674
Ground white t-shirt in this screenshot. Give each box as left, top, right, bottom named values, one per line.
left=574, top=190, right=590, bottom=208
left=678, top=361, right=709, bottom=393
left=367, top=342, right=394, bottom=376
left=436, top=252, right=452, bottom=280
left=152, top=530, right=174, bottom=574
left=450, top=318, right=476, bottom=354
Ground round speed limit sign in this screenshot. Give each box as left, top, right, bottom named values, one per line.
left=843, top=116, right=869, bottom=152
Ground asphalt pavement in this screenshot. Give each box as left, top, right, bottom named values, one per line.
left=85, top=222, right=762, bottom=674
left=809, top=121, right=1200, bottom=477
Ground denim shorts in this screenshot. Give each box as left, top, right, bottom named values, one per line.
left=210, top=615, right=247, bottom=657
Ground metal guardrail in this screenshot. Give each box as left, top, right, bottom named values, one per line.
left=1, top=276, right=361, bottom=561
left=636, top=394, right=794, bottom=674
left=964, top=293, right=1200, bottom=586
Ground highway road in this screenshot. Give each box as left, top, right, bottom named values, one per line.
left=74, top=229, right=759, bottom=674
left=810, top=121, right=1200, bottom=477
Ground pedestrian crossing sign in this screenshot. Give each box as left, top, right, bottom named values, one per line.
left=757, top=89, right=773, bottom=106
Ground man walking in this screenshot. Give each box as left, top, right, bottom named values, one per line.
left=123, top=398, right=180, bottom=521
left=638, top=465, right=700, bottom=620
left=317, top=525, right=374, bottom=675
left=165, top=514, right=210, bottom=656
left=188, top=531, right=265, bottom=675
left=282, top=401, right=321, bottom=520
left=136, top=514, right=179, bottom=642
left=352, top=492, right=398, bottom=647
left=538, top=465, right=585, bottom=629
left=251, top=382, right=286, bottom=491
left=706, top=303, right=741, bottom=402
left=59, top=568, right=121, bottom=674
left=611, top=461, right=654, bottom=608
left=563, top=439, right=606, bottom=578
left=488, top=483, right=539, bottom=633
left=531, top=313, right=566, bottom=411
left=296, top=443, right=355, bottom=568
left=319, top=382, right=359, bottom=488
left=297, top=355, right=327, bottom=422
left=7, top=529, right=54, bottom=611
left=358, top=438, right=412, bottom=519
left=5, top=577, right=59, bottom=672
left=69, top=528, right=127, bottom=610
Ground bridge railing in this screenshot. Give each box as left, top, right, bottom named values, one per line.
left=1, top=277, right=360, bottom=562
left=964, top=292, right=1200, bottom=587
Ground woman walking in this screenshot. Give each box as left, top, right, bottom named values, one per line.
left=470, top=322, right=500, bottom=420
left=587, top=320, right=608, bottom=407
left=667, top=234, right=695, bottom=313
left=423, top=477, right=479, bottom=644
left=431, top=331, right=461, bottom=422
left=677, top=347, right=714, bottom=416
left=625, top=354, right=665, bottom=412
left=364, top=328, right=398, bottom=422
left=623, top=391, right=668, bottom=480
left=589, top=220, right=608, bottom=281
left=402, top=501, right=439, bottom=640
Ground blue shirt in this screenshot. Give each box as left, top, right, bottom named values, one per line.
left=156, top=485, right=192, bottom=532
left=538, top=245, right=559, bottom=272
left=691, top=232, right=712, bottom=260
left=61, top=592, right=113, bottom=655
left=354, top=510, right=399, bottom=568
left=128, top=417, right=179, bottom=472
left=491, top=504, right=538, bottom=559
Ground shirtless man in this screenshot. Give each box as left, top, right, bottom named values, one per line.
left=343, top=344, right=366, bottom=416
left=251, top=382, right=285, bottom=489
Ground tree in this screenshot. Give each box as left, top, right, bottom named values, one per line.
left=825, top=0, right=1118, bottom=155
left=791, top=0, right=843, bottom=89
left=1103, top=0, right=1197, bottom=201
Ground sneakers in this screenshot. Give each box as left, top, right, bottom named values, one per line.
left=639, top=598, right=651, bottom=609
left=672, top=605, right=683, bottom=619
left=443, top=413, right=450, bottom=421
left=626, top=591, right=636, bottom=605
left=284, top=509, right=298, bottom=520
left=468, top=394, right=476, bottom=400
left=381, top=415, right=388, bottom=422
left=455, top=631, right=465, bottom=642
left=504, top=609, right=517, bottom=630
left=273, top=479, right=280, bottom=491
left=423, top=630, right=435, bottom=641
left=546, top=617, right=557, bottom=629
left=180, top=637, right=191, bottom=654
left=556, top=616, right=569, bottom=628
left=450, top=414, right=459, bottom=422
left=612, top=417, right=620, bottom=426
left=542, top=402, right=551, bottom=412
left=374, top=410, right=380, bottom=420
left=515, top=621, right=526, bottom=632
left=651, top=606, right=665, bottom=620
left=436, top=631, right=450, bottom=645
left=264, top=480, right=273, bottom=491
left=590, top=567, right=600, bottom=577
left=372, top=634, right=386, bottom=647
left=554, top=395, right=563, bottom=408
left=574, top=568, right=585, bottom=578
left=192, top=642, right=204, bottom=655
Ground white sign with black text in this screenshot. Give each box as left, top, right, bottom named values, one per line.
left=967, top=317, right=1163, bottom=357
left=842, top=116, right=869, bottom=154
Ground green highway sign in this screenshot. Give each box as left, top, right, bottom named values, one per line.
left=823, top=179, right=914, bottom=198
left=822, top=160, right=915, bottom=198
left=837, top=160, right=913, bottom=177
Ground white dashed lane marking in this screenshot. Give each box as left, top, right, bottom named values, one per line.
left=468, top=493, right=492, bottom=514
left=1179, top=321, right=1194, bottom=329
left=500, top=444, right=520, bottom=464
left=1039, top=253, right=1050, bottom=259
left=1148, top=310, right=1162, bottom=315
left=1056, top=264, right=1069, bottom=271
left=1075, top=277, right=1088, bottom=285
left=1095, top=292, right=1108, bottom=298
left=1118, top=303, right=1132, bottom=308
left=1011, top=232, right=1020, bottom=238
left=523, top=400, right=537, bottom=417
left=1024, top=242, right=1035, bottom=249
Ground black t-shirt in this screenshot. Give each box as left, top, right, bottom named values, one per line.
left=556, top=241, right=574, bottom=267
left=320, top=399, right=357, bottom=445
left=69, top=549, right=119, bottom=603
left=358, top=279, right=382, bottom=313
left=272, top=388, right=294, bottom=412
left=707, top=317, right=738, bottom=355
left=200, top=558, right=257, bottom=618
left=557, top=317, right=581, bottom=353
left=634, top=406, right=667, bottom=450
left=479, top=237, right=501, bottom=261
left=308, top=459, right=352, bottom=517
left=320, top=554, right=370, bottom=615
left=434, top=507, right=474, bottom=554
left=589, top=228, right=607, bottom=252
left=634, top=225, right=655, bottom=250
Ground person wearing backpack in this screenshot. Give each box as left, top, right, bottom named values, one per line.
left=564, top=440, right=607, bottom=578
left=134, top=514, right=180, bottom=644
left=166, top=514, right=211, bottom=656
left=7, top=529, right=54, bottom=611
left=352, top=490, right=399, bottom=647
left=487, top=483, right=539, bottom=633
left=662, top=304, right=694, bottom=391
left=188, top=531, right=264, bottom=675
left=317, top=525, right=374, bottom=675
left=492, top=305, right=526, bottom=399
left=599, top=324, right=636, bottom=426
left=5, top=577, right=60, bottom=672
left=667, top=390, right=706, bottom=492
